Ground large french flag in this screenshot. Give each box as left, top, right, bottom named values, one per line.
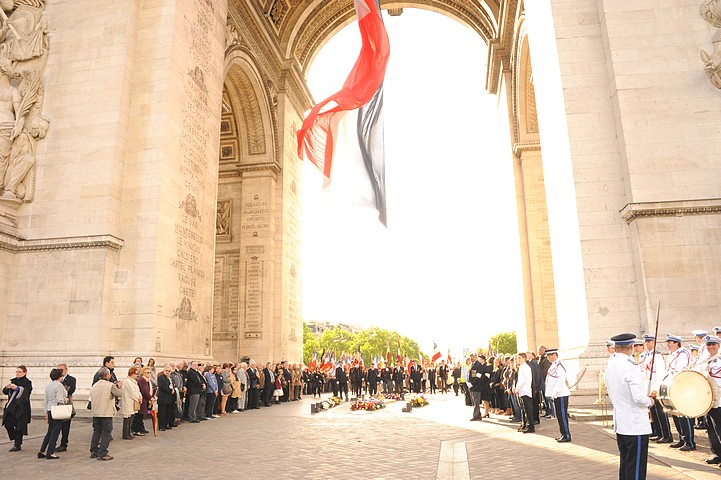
left=296, top=0, right=390, bottom=225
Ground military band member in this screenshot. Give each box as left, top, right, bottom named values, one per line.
left=666, top=333, right=695, bottom=451
left=544, top=349, right=571, bottom=442
left=694, top=335, right=721, bottom=466
left=605, top=333, right=653, bottom=480
left=692, top=330, right=710, bottom=364
left=606, top=340, right=616, bottom=360
left=641, top=334, right=672, bottom=443
left=633, top=340, right=645, bottom=364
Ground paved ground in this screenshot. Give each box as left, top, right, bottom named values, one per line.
left=1, top=392, right=719, bottom=479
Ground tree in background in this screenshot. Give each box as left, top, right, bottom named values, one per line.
left=303, top=323, right=427, bottom=366
left=489, top=331, right=517, bottom=354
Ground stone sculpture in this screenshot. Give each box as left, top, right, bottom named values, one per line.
left=0, top=0, right=49, bottom=203
left=701, top=0, right=721, bottom=88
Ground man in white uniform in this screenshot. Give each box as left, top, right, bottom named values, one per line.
left=641, top=334, right=671, bottom=444
left=514, top=352, right=534, bottom=433
left=605, top=333, right=653, bottom=480
left=666, top=333, right=695, bottom=451
left=545, top=349, right=571, bottom=442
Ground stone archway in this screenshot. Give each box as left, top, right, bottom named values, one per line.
left=220, top=0, right=561, bottom=356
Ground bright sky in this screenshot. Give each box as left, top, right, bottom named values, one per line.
left=301, top=8, right=525, bottom=358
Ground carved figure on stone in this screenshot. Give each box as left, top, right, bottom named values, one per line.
left=216, top=200, right=230, bottom=235
left=225, top=19, right=239, bottom=49
left=0, top=0, right=47, bottom=65
left=1, top=114, right=47, bottom=201
left=0, top=65, right=21, bottom=189
left=700, top=0, right=721, bottom=88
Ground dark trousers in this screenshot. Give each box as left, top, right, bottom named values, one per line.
left=532, top=390, right=540, bottom=422
left=471, top=391, right=482, bottom=420
left=89, top=417, right=113, bottom=457
left=369, top=382, right=378, bottom=396
left=554, top=396, right=571, bottom=440
left=248, top=387, right=260, bottom=408
left=122, top=417, right=133, bottom=439
left=440, top=377, right=448, bottom=393
left=40, top=412, right=63, bottom=455
left=428, top=380, right=436, bottom=394
left=520, top=395, right=535, bottom=431
left=706, top=406, right=721, bottom=456
left=131, top=412, right=147, bottom=433
left=616, top=433, right=649, bottom=480
left=205, top=393, right=216, bottom=417
left=338, top=381, right=348, bottom=399
left=158, top=403, right=174, bottom=428
left=262, top=386, right=274, bottom=406
left=672, top=415, right=695, bottom=447
left=650, top=401, right=671, bottom=439
left=187, top=393, right=200, bottom=421
left=59, top=417, right=72, bottom=447
left=4, top=418, right=26, bottom=448
left=329, top=379, right=338, bottom=397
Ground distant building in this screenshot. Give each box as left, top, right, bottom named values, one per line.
left=307, top=321, right=363, bottom=338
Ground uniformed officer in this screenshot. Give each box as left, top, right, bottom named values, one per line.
left=544, top=348, right=571, bottom=442
left=606, top=340, right=616, bottom=358
left=666, top=333, right=695, bottom=451
left=694, top=335, right=721, bottom=467
left=632, top=339, right=645, bottom=365
left=641, top=334, right=671, bottom=443
left=605, top=333, right=653, bottom=480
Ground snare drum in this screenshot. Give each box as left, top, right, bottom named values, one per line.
left=657, top=370, right=714, bottom=418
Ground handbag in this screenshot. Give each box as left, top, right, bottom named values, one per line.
left=273, top=388, right=284, bottom=397
left=51, top=404, right=73, bottom=421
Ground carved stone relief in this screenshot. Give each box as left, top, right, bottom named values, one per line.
left=700, top=0, right=721, bottom=88
left=216, top=199, right=231, bottom=236
left=0, top=0, right=50, bottom=204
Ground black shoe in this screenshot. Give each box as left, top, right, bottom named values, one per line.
left=655, top=437, right=673, bottom=444
left=470, top=417, right=482, bottom=421
left=679, top=445, right=696, bottom=452
left=97, top=455, right=113, bottom=461
left=705, top=456, right=721, bottom=464
left=37, top=452, right=46, bottom=458
left=189, top=420, right=200, bottom=423
left=523, top=429, right=535, bottom=433
left=557, top=437, right=571, bottom=443
left=46, top=455, right=59, bottom=460
left=669, top=441, right=684, bottom=448
left=90, top=452, right=98, bottom=459
left=55, top=446, right=67, bottom=452
left=159, top=428, right=166, bottom=431
left=648, top=436, right=661, bottom=441
left=8, top=446, right=20, bottom=452
left=132, top=432, right=145, bottom=436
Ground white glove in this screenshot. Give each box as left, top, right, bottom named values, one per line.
left=475, top=373, right=482, bottom=378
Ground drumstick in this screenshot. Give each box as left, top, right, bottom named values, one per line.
left=647, top=301, right=661, bottom=396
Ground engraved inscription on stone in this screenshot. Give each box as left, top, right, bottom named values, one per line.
left=242, top=196, right=270, bottom=231
left=243, top=245, right=264, bottom=335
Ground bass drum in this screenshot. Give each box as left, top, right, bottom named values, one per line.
left=657, top=370, right=714, bottom=418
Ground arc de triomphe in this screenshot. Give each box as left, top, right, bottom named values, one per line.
left=1, top=0, right=721, bottom=392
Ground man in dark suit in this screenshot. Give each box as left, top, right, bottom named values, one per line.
left=469, top=353, right=484, bottom=421
left=528, top=353, right=542, bottom=424
left=246, top=361, right=260, bottom=409
left=336, top=365, right=349, bottom=400
left=393, top=365, right=404, bottom=394
left=56, top=363, right=75, bottom=452
left=427, top=365, right=437, bottom=394
left=410, top=361, right=422, bottom=393
left=262, top=362, right=275, bottom=406
left=185, top=361, right=205, bottom=422
left=157, top=365, right=177, bottom=430
left=366, top=365, right=379, bottom=396
left=438, top=361, right=448, bottom=394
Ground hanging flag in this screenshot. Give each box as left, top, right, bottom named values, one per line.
left=396, top=339, right=402, bottom=365
left=447, top=348, right=452, bottom=365
left=431, top=341, right=441, bottom=363
left=310, top=348, right=318, bottom=369
left=386, top=341, right=391, bottom=362
left=296, top=0, right=390, bottom=225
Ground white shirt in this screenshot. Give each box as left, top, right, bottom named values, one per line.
left=605, top=353, right=652, bottom=435
left=545, top=359, right=570, bottom=399
left=516, top=362, right=532, bottom=397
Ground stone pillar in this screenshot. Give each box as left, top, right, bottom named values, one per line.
left=514, top=144, right=559, bottom=351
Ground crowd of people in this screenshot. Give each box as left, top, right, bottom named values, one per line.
left=2, top=356, right=309, bottom=461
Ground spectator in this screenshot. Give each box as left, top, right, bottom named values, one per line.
left=89, top=367, right=121, bottom=461
left=38, top=368, right=67, bottom=460
left=120, top=367, right=141, bottom=440
left=2, top=365, right=32, bottom=452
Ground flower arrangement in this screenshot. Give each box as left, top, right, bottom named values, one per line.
left=382, top=393, right=401, bottom=401
left=329, top=395, right=342, bottom=406
left=409, top=394, right=429, bottom=407
left=351, top=397, right=386, bottom=411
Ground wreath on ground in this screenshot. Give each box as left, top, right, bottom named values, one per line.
left=351, top=397, right=386, bottom=411
left=409, top=394, right=429, bottom=407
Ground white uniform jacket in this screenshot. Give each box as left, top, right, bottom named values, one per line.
left=545, top=359, right=571, bottom=399
left=604, top=353, right=652, bottom=436
left=641, top=349, right=666, bottom=393
left=695, top=357, right=721, bottom=408
left=667, top=347, right=690, bottom=374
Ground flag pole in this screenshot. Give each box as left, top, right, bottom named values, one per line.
left=647, top=300, right=661, bottom=396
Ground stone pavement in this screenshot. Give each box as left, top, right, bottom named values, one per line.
left=1, top=393, right=719, bottom=480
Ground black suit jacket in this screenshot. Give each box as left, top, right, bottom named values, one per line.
left=157, top=374, right=176, bottom=405
left=185, top=368, right=205, bottom=395
left=61, top=374, right=76, bottom=401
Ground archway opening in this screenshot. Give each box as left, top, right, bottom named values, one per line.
left=301, top=8, right=524, bottom=356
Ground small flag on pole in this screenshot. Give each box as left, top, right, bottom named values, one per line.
left=431, top=341, right=441, bottom=363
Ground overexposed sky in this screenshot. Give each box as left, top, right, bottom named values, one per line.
left=301, top=8, right=525, bottom=358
